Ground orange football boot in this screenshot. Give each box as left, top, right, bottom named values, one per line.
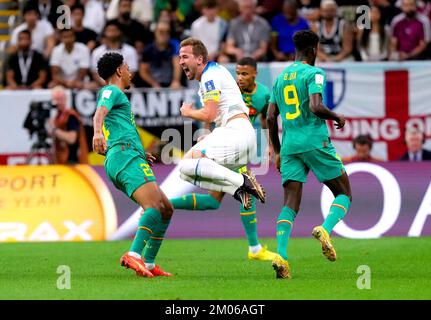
left=149, top=265, right=173, bottom=277
left=120, top=253, right=154, bottom=277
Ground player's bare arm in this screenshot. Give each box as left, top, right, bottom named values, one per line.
left=180, top=100, right=219, bottom=123
left=92, top=106, right=109, bottom=155
left=267, top=102, right=281, bottom=171
left=309, top=93, right=345, bottom=129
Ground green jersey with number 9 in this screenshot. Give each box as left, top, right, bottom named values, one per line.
left=269, top=61, right=329, bottom=156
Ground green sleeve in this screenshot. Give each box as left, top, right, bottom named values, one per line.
left=269, top=78, right=278, bottom=104
left=308, top=69, right=326, bottom=95
left=97, top=86, right=118, bottom=111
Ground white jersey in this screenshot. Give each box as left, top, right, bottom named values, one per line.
left=198, top=62, right=248, bottom=127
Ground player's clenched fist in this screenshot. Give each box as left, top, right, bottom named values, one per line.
left=180, top=102, right=193, bottom=117
left=93, top=132, right=107, bottom=155
left=335, top=114, right=345, bottom=129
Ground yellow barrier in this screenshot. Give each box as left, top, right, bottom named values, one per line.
left=0, top=165, right=117, bottom=242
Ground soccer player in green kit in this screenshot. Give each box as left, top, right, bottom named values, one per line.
left=92, top=52, right=173, bottom=278
left=267, top=30, right=352, bottom=279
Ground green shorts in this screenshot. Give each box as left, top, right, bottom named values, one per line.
left=105, top=147, right=157, bottom=198
left=280, top=143, right=345, bottom=185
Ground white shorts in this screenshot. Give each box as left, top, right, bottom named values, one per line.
left=191, top=117, right=257, bottom=170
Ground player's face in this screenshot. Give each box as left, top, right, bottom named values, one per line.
left=179, top=45, right=200, bottom=80
left=355, top=144, right=371, bottom=160
left=236, top=65, right=256, bottom=91
left=120, top=63, right=132, bottom=89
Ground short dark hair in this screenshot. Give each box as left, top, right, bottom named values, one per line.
left=202, top=0, right=218, bottom=9
left=59, top=28, right=75, bottom=35
left=180, top=38, right=208, bottom=63
left=104, top=20, right=122, bottom=32
left=18, top=29, right=32, bottom=38
left=353, top=134, right=373, bottom=149
left=71, top=3, right=85, bottom=13
left=293, top=30, right=320, bottom=52
left=97, top=52, right=124, bottom=81
left=23, top=4, right=39, bottom=15
left=237, top=57, right=257, bottom=70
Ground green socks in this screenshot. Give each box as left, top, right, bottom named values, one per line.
left=276, top=206, right=296, bottom=261
left=170, top=193, right=221, bottom=210
left=322, top=194, right=351, bottom=234
left=129, top=208, right=162, bottom=256
left=240, top=196, right=259, bottom=247
left=143, top=218, right=171, bottom=264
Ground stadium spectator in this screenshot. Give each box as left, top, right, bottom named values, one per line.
left=9, top=5, right=55, bottom=59
left=26, top=0, right=64, bottom=28
left=47, top=86, right=88, bottom=164
left=5, top=29, right=48, bottom=89
left=49, top=29, right=91, bottom=89
left=224, top=0, right=271, bottom=62
left=370, top=0, right=402, bottom=26
left=71, top=3, right=98, bottom=51
left=256, top=0, right=284, bottom=23
left=137, top=21, right=182, bottom=89
left=217, top=0, right=240, bottom=21
left=109, top=0, right=153, bottom=55
left=106, top=0, right=154, bottom=27
left=390, top=0, right=431, bottom=61
left=357, top=5, right=391, bottom=61
left=91, top=20, right=139, bottom=86
left=316, top=0, right=354, bottom=62
left=191, top=0, right=229, bottom=62
left=343, top=134, right=382, bottom=163
left=81, top=0, right=106, bottom=34
left=399, top=127, right=431, bottom=161
left=298, top=0, right=321, bottom=25
left=270, top=0, right=309, bottom=62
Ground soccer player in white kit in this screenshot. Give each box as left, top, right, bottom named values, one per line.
left=177, top=38, right=266, bottom=208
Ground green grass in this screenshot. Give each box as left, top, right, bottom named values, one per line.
left=0, top=237, right=430, bottom=300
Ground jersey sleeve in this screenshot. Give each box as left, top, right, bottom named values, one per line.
left=269, top=78, right=278, bottom=104
left=308, top=69, right=326, bottom=95
left=97, top=86, right=118, bottom=111
left=201, top=70, right=222, bottom=103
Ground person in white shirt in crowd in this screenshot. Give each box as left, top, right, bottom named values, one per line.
left=27, top=0, right=64, bottom=28
left=9, top=5, right=55, bottom=59
left=224, top=0, right=271, bottom=62
left=191, top=0, right=229, bottom=63
left=91, top=20, right=138, bottom=86
left=81, top=0, right=106, bottom=34
left=356, top=5, right=391, bottom=61
left=106, top=0, right=153, bottom=27
left=49, top=29, right=91, bottom=89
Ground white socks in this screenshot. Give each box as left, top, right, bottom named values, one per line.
left=249, top=244, right=263, bottom=254
left=180, top=158, right=244, bottom=195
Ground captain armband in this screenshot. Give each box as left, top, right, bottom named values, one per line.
left=203, top=90, right=221, bottom=102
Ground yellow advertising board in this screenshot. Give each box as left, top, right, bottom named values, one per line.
left=0, top=165, right=117, bottom=242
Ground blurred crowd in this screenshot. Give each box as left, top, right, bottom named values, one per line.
left=3, top=0, right=431, bottom=90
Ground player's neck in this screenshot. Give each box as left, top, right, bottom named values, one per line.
left=243, top=82, right=256, bottom=94
left=107, top=78, right=125, bottom=91
left=196, top=62, right=208, bottom=82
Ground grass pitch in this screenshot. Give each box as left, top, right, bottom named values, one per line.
left=0, top=237, right=430, bottom=300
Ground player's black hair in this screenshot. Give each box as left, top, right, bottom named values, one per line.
left=353, top=134, right=373, bottom=149
left=237, top=57, right=257, bottom=70
left=97, top=52, right=124, bottom=81
left=59, top=28, right=75, bottom=35
left=71, top=3, right=85, bottom=13
left=293, top=30, right=320, bottom=52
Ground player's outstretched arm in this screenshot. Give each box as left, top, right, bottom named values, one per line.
left=309, top=94, right=345, bottom=129
left=92, top=106, right=109, bottom=155
left=267, top=103, right=281, bottom=170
